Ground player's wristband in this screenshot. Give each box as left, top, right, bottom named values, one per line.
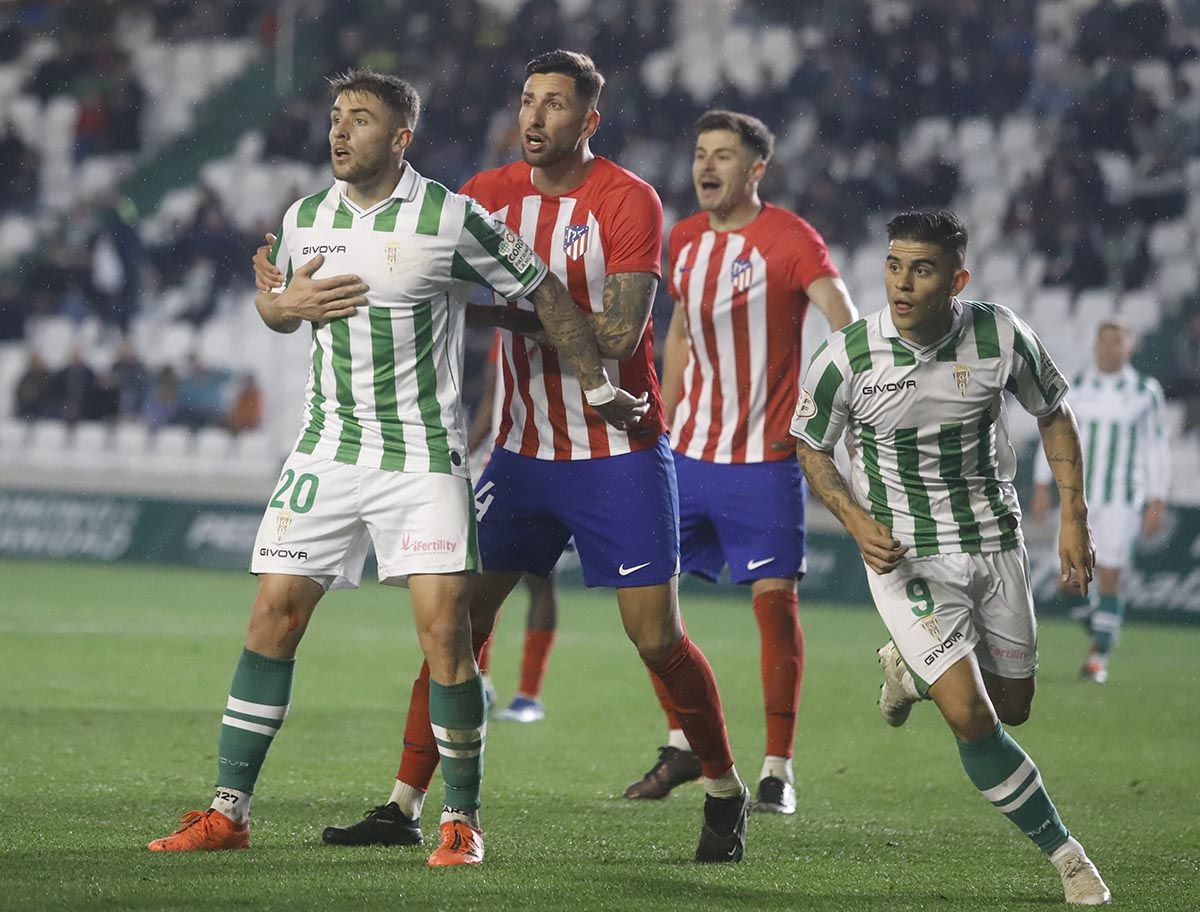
left=584, top=378, right=616, bottom=407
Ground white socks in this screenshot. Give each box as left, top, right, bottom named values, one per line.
left=760, top=755, right=793, bottom=785
left=210, top=787, right=251, bottom=824
left=389, top=779, right=426, bottom=821
left=703, top=766, right=745, bottom=799
left=667, top=728, right=691, bottom=751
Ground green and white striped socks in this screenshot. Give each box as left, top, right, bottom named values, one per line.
left=212, top=648, right=294, bottom=822
left=1090, top=594, right=1124, bottom=655
left=429, top=675, right=486, bottom=824
left=958, top=723, right=1069, bottom=854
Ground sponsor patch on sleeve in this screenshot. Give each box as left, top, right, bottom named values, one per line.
left=497, top=223, right=534, bottom=274
left=794, top=387, right=818, bottom=420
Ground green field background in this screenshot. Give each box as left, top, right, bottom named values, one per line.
left=1, top=560, right=1196, bottom=911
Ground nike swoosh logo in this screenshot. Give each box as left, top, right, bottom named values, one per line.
left=618, top=561, right=652, bottom=576
left=746, top=557, right=776, bottom=570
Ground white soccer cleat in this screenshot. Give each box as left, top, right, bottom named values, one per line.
left=495, top=696, right=544, bottom=723
left=1079, top=652, right=1109, bottom=685
left=877, top=640, right=922, bottom=727
left=1052, top=839, right=1112, bottom=905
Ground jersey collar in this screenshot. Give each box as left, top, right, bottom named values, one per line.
left=333, top=161, right=422, bottom=215
left=880, top=298, right=965, bottom=361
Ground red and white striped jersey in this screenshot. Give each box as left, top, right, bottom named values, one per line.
left=669, top=204, right=838, bottom=463
left=461, top=157, right=666, bottom=461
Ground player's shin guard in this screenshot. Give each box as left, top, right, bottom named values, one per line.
left=216, top=648, right=293, bottom=794
left=752, top=590, right=804, bottom=759
left=1090, top=594, right=1124, bottom=656
left=428, top=676, right=487, bottom=812
left=517, top=628, right=555, bottom=698
left=958, top=722, right=1069, bottom=854
left=645, top=636, right=734, bottom=780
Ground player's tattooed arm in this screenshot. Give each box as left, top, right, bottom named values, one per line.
left=527, top=271, right=650, bottom=429
left=586, top=272, right=658, bottom=361
left=1037, top=401, right=1095, bottom=595
left=795, top=440, right=907, bottom=574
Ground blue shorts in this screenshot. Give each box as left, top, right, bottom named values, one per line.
left=475, top=434, right=680, bottom=589
left=674, top=452, right=807, bottom=585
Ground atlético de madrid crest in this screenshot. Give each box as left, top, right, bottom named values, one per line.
left=563, top=223, right=590, bottom=261
left=731, top=255, right=753, bottom=292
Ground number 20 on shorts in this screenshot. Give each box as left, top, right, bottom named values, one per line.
left=270, top=469, right=320, bottom=513
left=906, top=577, right=936, bottom=617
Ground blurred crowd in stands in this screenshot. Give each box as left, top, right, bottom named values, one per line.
left=4, top=0, right=1200, bottom=434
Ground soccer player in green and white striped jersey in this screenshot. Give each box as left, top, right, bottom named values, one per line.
left=790, top=211, right=1111, bottom=905
left=1032, top=320, right=1170, bottom=683
left=147, top=68, right=646, bottom=867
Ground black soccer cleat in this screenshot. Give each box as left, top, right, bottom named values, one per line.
left=752, top=775, right=796, bottom=815
left=623, top=746, right=703, bottom=800
left=695, top=786, right=750, bottom=863
left=321, top=802, right=423, bottom=846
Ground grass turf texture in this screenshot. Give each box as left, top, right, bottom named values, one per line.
left=1, top=559, right=1197, bottom=911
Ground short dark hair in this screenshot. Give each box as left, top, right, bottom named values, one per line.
left=886, top=210, right=969, bottom=262
left=525, top=50, right=605, bottom=109
left=327, top=67, right=421, bottom=128
left=695, top=109, right=775, bottom=161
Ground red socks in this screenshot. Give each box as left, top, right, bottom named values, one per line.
left=517, top=628, right=555, bottom=697
left=644, top=636, right=734, bottom=779
left=752, top=589, right=804, bottom=758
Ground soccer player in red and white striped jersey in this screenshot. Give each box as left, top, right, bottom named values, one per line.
left=321, top=51, right=751, bottom=862
left=625, top=110, right=856, bottom=813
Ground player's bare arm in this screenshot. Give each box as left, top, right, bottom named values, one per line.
left=795, top=440, right=908, bottom=574
left=1037, top=401, right=1095, bottom=596
left=661, top=301, right=689, bottom=427
left=805, top=276, right=858, bottom=332
left=254, top=255, right=369, bottom=334
left=527, top=271, right=649, bottom=429
left=588, top=272, right=658, bottom=361
left=253, top=234, right=283, bottom=292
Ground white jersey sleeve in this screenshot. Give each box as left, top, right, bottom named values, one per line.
left=266, top=199, right=303, bottom=292
left=790, top=334, right=850, bottom=452
left=450, top=198, right=547, bottom=301
left=1005, top=309, right=1069, bottom=418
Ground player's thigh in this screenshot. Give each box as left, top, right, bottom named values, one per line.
left=865, top=553, right=978, bottom=691
left=561, top=435, right=680, bottom=589
left=362, top=471, right=479, bottom=583
left=250, top=453, right=370, bottom=590
left=473, top=445, right=571, bottom=578
left=673, top=451, right=724, bottom=583
left=1089, top=502, right=1141, bottom=570
left=970, top=547, right=1039, bottom=681
left=704, top=457, right=806, bottom=585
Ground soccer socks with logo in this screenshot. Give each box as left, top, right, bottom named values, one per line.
left=645, top=636, right=739, bottom=792
left=212, top=648, right=294, bottom=822
left=752, top=589, right=804, bottom=759
left=428, top=675, right=487, bottom=815
left=957, top=723, right=1069, bottom=854
left=1090, top=594, right=1124, bottom=656
left=516, top=628, right=555, bottom=699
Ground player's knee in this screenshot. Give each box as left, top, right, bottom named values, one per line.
left=942, top=696, right=998, bottom=742
left=246, top=593, right=310, bottom=650
left=630, top=627, right=682, bottom=668
left=996, top=697, right=1033, bottom=727
left=418, top=615, right=468, bottom=663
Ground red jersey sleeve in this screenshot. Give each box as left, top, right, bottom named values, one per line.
left=599, top=177, right=663, bottom=277
left=783, top=216, right=839, bottom=292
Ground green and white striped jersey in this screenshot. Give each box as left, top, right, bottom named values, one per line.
left=1033, top=365, right=1169, bottom=507
left=268, top=163, right=546, bottom=476
left=790, top=300, right=1068, bottom=555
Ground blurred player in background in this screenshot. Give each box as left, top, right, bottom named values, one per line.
left=155, top=68, right=643, bottom=867
left=467, top=330, right=560, bottom=723
left=1032, top=319, right=1169, bottom=683
left=624, top=110, right=857, bottom=815
left=791, top=210, right=1111, bottom=905
left=256, top=50, right=750, bottom=863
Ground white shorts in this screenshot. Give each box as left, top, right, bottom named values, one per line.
left=250, top=452, right=478, bottom=590
left=1088, top=502, right=1142, bottom=570
left=865, top=546, right=1038, bottom=688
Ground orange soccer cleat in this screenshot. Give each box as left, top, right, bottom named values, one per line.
left=426, top=820, right=484, bottom=867
left=147, top=809, right=250, bottom=852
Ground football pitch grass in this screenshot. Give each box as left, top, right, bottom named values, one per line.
left=1, top=560, right=1197, bottom=911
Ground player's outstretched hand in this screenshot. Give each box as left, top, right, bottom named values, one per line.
left=1058, top=514, right=1095, bottom=597
left=253, top=233, right=285, bottom=292
left=593, top=389, right=650, bottom=432
left=848, top=513, right=908, bottom=574
left=276, top=255, right=369, bottom=324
